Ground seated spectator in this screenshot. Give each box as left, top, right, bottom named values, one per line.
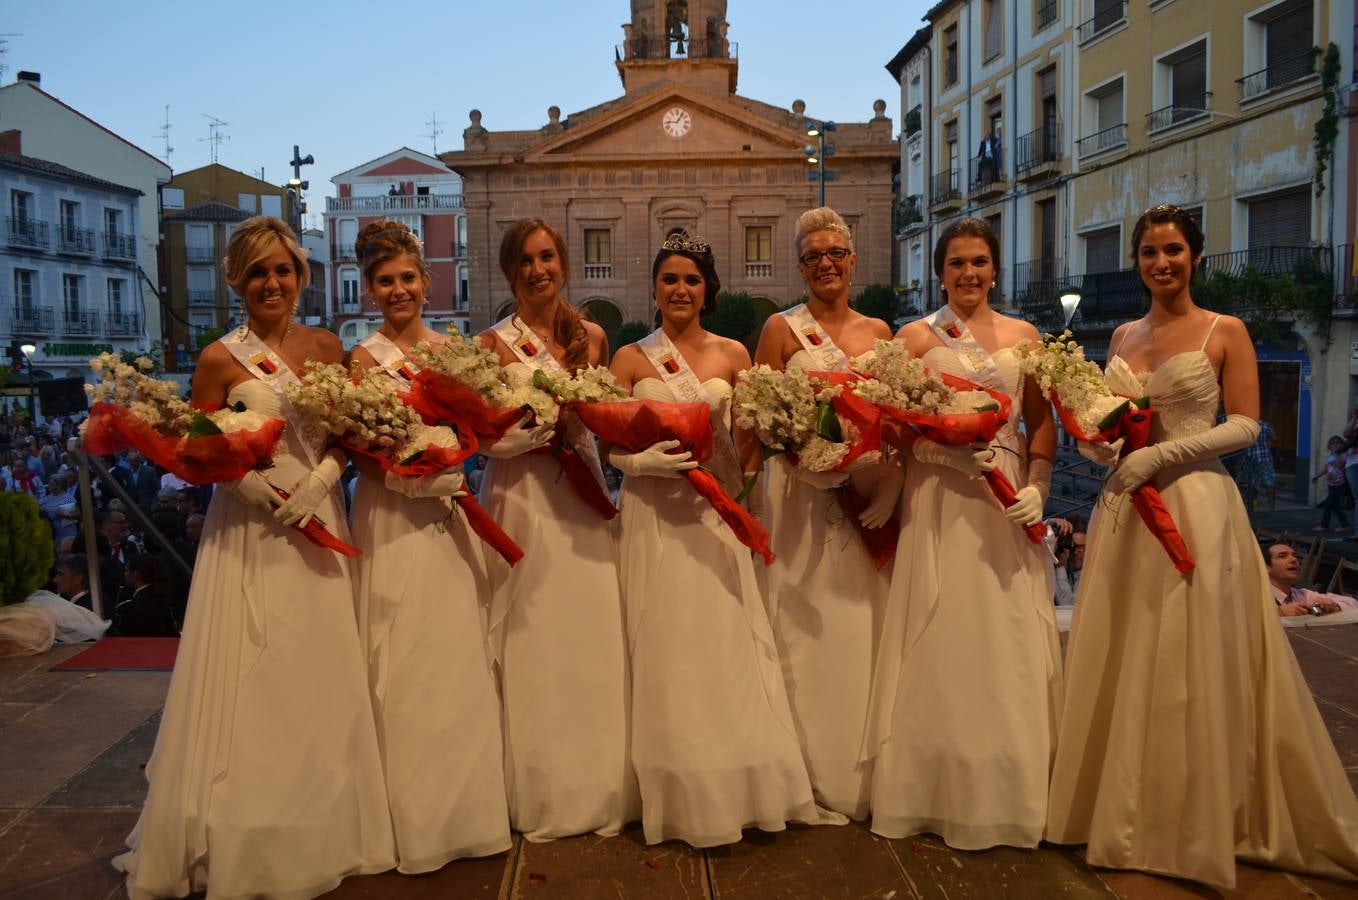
left=110, top=555, right=179, bottom=637
left=53, top=554, right=94, bottom=612
left=1264, top=542, right=1358, bottom=616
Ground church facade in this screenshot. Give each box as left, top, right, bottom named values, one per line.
left=441, top=0, right=898, bottom=339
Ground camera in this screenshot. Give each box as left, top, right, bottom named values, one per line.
left=1055, top=532, right=1076, bottom=557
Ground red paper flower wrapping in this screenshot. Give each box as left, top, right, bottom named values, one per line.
left=345, top=437, right=525, bottom=567
left=82, top=401, right=285, bottom=486
left=571, top=399, right=775, bottom=565
left=531, top=428, right=620, bottom=521
left=265, top=484, right=362, bottom=558
left=1052, top=397, right=1194, bottom=574
left=832, top=486, right=900, bottom=571
left=405, top=369, right=526, bottom=440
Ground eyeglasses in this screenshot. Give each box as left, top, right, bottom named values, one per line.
left=799, top=248, right=852, bottom=267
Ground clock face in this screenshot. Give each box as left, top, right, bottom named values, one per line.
left=661, top=106, right=692, bottom=138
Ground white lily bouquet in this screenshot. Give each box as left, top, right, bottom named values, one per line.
left=406, top=333, right=558, bottom=434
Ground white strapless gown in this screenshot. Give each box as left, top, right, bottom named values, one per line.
left=478, top=362, right=638, bottom=841
left=1047, top=352, right=1358, bottom=889
left=116, top=379, right=395, bottom=900
left=860, top=346, right=1062, bottom=849
left=621, top=377, right=845, bottom=846
left=764, top=349, right=889, bottom=820
left=350, top=468, right=511, bottom=872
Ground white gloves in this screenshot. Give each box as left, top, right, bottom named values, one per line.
left=1004, top=458, right=1051, bottom=527
left=859, top=458, right=905, bottom=529
left=607, top=440, right=698, bottom=478
left=1106, top=414, right=1260, bottom=495
left=776, top=453, right=848, bottom=490
left=482, top=414, right=555, bottom=459
left=913, top=437, right=998, bottom=478
left=275, top=451, right=344, bottom=528
left=1078, top=437, right=1125, bottom=468
left=224, top=470, right=279, bottom=512
left=384, top=469, right=467, bottom=499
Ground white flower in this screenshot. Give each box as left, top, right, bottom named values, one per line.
left=1014, top=331, right=1125, bottom=433
left=850, top=340, right=957, bottom=414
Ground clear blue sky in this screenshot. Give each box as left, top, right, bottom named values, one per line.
left=4, top=1, right=931, bottom=228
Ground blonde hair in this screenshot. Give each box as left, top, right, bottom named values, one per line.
left=223, top=216, right=310, bottom=294
left=795, top=207, right=854, bottom=251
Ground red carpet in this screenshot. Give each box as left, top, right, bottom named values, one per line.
left=51, top=637, right=179, bottom=671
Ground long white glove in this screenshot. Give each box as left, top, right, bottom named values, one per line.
left=1107, top=413, right=1260, bottom=495
left=482, top=414, right=556, bottom=459
left=384, top=469, right=467, bottom=499
left=912, top=437, right=997, bottom=478
left=1004, top=457, right=1051, bottom=527
left=776, top=453, right=848, bottom=490
left=224, top=470, right=279, bottom=512
left=607, top=440, right=697, bottom=478
left=859, top=458, right=905, bottom=529
left=274, top=450, right=344, bottom=527
left=1078, top=437, right=1125, bottom=468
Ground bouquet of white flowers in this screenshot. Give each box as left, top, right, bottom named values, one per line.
left=849, top=339, right=998, bottom=418
left=405, top=333, right=557, bottom=438
left=1014, top=331, right=1131, bottom=436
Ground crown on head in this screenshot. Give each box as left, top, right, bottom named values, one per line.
left=662, top=232, right=711, bottom=254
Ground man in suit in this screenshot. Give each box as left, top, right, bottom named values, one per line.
left=53, top=554, right=94, bottom=613
left=110, top=555, right=179, bottom=636
left=127, top=452, right=160, bottom=511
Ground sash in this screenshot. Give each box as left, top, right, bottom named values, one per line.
left=637, top=328, right=743, bottom=495
left=489, top=314, right=606, bottom=482
left=923, top=307, right=1004, bottom=393
left=359, top=332, right=420, bottom=384
left=220, top=329, right=324, bottom=466
left=780, top=303, right=851, bottom=372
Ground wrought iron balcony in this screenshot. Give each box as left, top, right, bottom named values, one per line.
left=1075, top=123, right=1126, bottom=158
left=62, top=308, right=102, bottom=335
left=185, top=246, right=216, bottom=263
left=105, top=311, right=141, bottom=336
left=1077, top=1, right=1126, bottom=43
left=10, top=304, right=56, bottom=334
left=904, top=106, right=922, bottom=138
left=1015, top=123, right=1062, bottom=179
left=1147, top=92, right=1211, bottom=132
left=929, top=168, right=961, bottom=210
left=896, top=196, right=924, bottom=234
left=6, top=216, right=49, bottom=250
left=969, top=154, right=1007, bottom=200
left=1236, top=52, right=1316, bottom=100
left=188, top=290, right=216, bottom=308
left=334, top=243, right=357, bottom=262
left=102, top=231, right=136, bottom=260
left=453, top=241, right=468, bottom=259
left=325, top=194, right=463, bottom=213
left=1197, top=245, right=1331, bottom=281
left=57, top=225, right=96, bottom=255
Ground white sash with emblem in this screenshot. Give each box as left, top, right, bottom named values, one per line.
left=780, top=303, right=852, bottom=372
left=220, top=328, right=324, bottom=466
left=359, top=331, right=420, bottom=384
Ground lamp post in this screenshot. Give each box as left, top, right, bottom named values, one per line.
left=19, top=342, right=36, bottom=423
left=1059, top=289, right=1082, bottom=330
left=804, top=120, right=836, bottom=207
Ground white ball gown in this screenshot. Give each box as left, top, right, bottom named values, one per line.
left=764, top=349, right=889, bottom=821
left=621, top=376, right=846, bottom=846
left=350, top=460, right=511, bottom=871
left=478, top=362, right=638, bottom=840
left=1047, top=351, right=1358, bottom=889
left=860, top=346, right=1063, bottom=848
left=115, top=379, right=395, bottom=900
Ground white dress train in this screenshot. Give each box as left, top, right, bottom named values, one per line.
left=116, top=379, right=395, bottom=900
left=621, top=376, right=845, bottom=846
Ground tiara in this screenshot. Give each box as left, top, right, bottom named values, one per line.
left=662, top=233, right=711, bottom=254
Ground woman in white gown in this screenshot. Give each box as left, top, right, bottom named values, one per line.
left=116, top=216, right=395, bottom=899
left=1046, top=204, right=1358, bottom=889
left=610, top=232, right=844, bottom=846
left=861, top=217, right=1063, bottom=849
left=346, top=220, right=511, bottom=872
left=477, top=218, right=638, bottom=840
left=751, top=207, right=899, bottom=820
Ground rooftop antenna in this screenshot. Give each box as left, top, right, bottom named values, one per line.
left=424, top=111, right=444, bottom=155
left=0, top=35, right=20, bottom=83
left=200, top=113, right=230, bottom=164
left=157, top=105, right=173, bottom=166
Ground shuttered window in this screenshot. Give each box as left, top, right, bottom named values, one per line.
left=1248, top=189, right=1310, bottom=249
left=1267, top=3, right=1313, bottom=70
left=984, top=0, right=1002, bottom=61
left=1084, top=226, right=1122, bottom=273
left=1170, top=42, right=1207, bottom=109
left=1096, top=84, right=1123, bottom=130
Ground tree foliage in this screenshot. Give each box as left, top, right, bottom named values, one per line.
left=613, top=320, right=652, bottom=352
left=851, top=283, right=900, bottom=328
left=0, top=493, right=54, bottom=605
left=1194, top=259, right=1333, bottom=343
left=704, top=291, right=760, bottom=341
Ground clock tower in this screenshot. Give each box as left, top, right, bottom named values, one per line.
left=618, top=0, right=736, bottom=97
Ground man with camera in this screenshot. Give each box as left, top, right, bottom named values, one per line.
left=1265, top=542, right=1357, bottom=616
left=1051, top=517, right=1086, bottom=607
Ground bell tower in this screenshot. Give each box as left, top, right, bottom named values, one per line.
left=618, top=0, right=735, bottom=96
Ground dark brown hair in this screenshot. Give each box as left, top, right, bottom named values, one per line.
left=651, top=230, right=721, bottom=316
left=932, top=217, right=1001, bottom=280
left=1130, top=203, right=1205, bottom=264
left=355, top=219, right=429, bottom=285
left=497, top=218, right=589, bottom=371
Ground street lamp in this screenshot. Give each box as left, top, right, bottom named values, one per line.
left=1059, top=289, right=1082, bottom=329
left=19, top=343, right=36, bottom=422
left=804, top=120, right=836, bottom=207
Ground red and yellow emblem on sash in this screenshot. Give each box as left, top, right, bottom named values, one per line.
left=249, top=351, right=277, bottom=375
left=801, top=325, right=823, bottom=347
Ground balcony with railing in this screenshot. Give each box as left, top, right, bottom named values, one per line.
left=6, top=216, right=49, bottom=250
left=1077, top=1, right=1126, bottom=44
left=1035, top=0, right=1058, bottom=31
left=1237, top=51, right=1317, bottom=101
left=10, top=304, right=56, bottom=334
left=105, top=310, right=141, bottom=336
left=929, top=168, right=961, bottom=211
left=339, top=299, right=362, bottom=315
left=188, top=290, right=216, bottom=308
left=904, top=105, right=922, bottom=139
left=1015, top=123, right=1062, bottom=180
left=744, top=262, right=773, bottom=279
left=1148, top=92, right=1212, bottom=133
left=896, top=195, right=924, bottom=235
left=334, top=243, right=357, bottom=262
left=185, top=245, right=216, bottom=263
left=57, top=225, right=96, bottom=255
left=584, top=264, right=613, bottom=280
left=325, top=193, right=463, bottom=213
left=453, top=241, right=468, bottom=259
left=969, top=154, right=1007, bottom=201
left=1076, top=123, right=1127, bottom=158
left=102, top=231, right=136, bottom=260
left=62, top=308, right=102, bottom=335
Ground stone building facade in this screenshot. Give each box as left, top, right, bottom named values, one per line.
left=441, top=0, right=898, bottom=340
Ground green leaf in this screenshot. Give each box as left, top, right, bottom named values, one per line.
left=187, top=412, right=224, bottom=438
left=1095, top=398, right=1133, bottom=431
left=814, top=400, right=844, bottom=442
